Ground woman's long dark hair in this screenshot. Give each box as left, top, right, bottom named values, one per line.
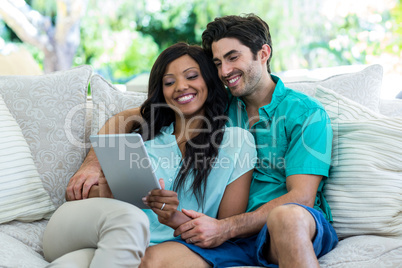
left=132, top=42, right=228, bottom=209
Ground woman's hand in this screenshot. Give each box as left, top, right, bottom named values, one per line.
left=143, top=179, right=190, bottom=229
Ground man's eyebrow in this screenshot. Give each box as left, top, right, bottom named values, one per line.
left=213, top=50, right=239, bottom=62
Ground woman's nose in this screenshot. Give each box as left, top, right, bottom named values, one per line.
left=175, top=78, right=188, bottom=92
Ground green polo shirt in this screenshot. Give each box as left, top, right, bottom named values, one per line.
left=226, top=75, right=333, bottom=221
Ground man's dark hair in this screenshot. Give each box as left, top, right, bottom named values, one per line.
left=202, top=13, right=273, bottom=73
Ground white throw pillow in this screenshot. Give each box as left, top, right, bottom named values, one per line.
left=90, top=74, right=147, bottom=134
left=315, top=85, right=402, bottom=238
left=286, top=64, right=383, bottom=113
left=0, top=66, right=92, bottom=208
left=0, top=94, right=55, bottom=224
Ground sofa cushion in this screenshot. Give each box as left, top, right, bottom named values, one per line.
left=318, top=235, right=402, bottom=267
left=379, top=98, right=402, bottom=117
left=0, top=94, right=55, bottom=224
left=90, top=74, right=147, bottom=134
left=0, top=66, right=92, bottom=208
left=0, top=232, right=49, bottom=267
left=315, top=85, right=402, bottom=238
left=286, top=64, right=383, bottom=113
left=0, top=219, right=48, bottom=256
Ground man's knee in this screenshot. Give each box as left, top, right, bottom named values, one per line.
left=266, top=204, right=315, bottom=234
left=140, top=246, right=164, bottom=268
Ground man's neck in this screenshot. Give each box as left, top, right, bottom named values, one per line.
left=242, top=74, right=276, bottom=110
left=240, top=74, right=276, bottom=128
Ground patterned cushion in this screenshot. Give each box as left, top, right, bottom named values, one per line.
left=0, top=66, right=92, bottom=208
left=0, top=94, right=55, bottom=224
left=90, top=74, right=147, bottom=134
left=286, top=64, right=383, bottom=113
left=379, top=98, right=402, bottom=117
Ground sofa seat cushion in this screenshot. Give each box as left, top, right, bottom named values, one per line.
left=0, top=232, right=48, bottom=268
left=0, top=219, right=48, bottom=256
left=318, top=235, right=402, bottom=267
left=229, top=236, right=402, bottom=268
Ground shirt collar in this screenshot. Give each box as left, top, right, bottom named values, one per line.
left=160, top=122, right=175, bottom=135
left=262, top=74, right=286, bottom=117
left=235, top=74, right=287, bottom=118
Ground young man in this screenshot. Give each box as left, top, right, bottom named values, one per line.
left=67, top=14, right=338, bottom=267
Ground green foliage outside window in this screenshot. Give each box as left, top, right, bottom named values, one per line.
left=0, top=0, right=400, bottom=84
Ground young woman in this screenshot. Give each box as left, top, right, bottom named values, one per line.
left=43, top=43, right=256, bottom=267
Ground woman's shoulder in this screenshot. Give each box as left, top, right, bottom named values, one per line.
left=223, top=126, right=253, bottom=138
left=220, top=126, right=256, bottom=151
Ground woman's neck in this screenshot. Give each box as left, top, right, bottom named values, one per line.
left=173, top=115, right=205, bottom=154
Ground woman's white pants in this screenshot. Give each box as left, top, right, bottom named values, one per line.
left=43, top=198, right=150, bottom=268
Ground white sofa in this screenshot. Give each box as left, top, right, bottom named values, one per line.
left=0, top=64, right=401, bottom=268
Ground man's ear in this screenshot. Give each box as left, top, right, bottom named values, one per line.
left=260, top=44, right=271, bottom=63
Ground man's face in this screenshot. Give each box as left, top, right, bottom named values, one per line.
left=211, top=38, right=264, bottom=97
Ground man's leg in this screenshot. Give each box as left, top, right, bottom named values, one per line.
left=265, top=204, right=318, bottom=268
left=139, top=241, right=211, bottom=268
left=43, top=198, right=150, bottom=268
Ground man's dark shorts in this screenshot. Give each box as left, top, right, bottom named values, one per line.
left=173, top=203, right=338, bottom=268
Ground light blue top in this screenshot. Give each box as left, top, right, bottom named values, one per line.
left=142, top=123, right=257, bottom=244
left=226, top=75, right=333, bottom=222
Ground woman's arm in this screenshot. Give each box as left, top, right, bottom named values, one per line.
left=217, top=169, right=253, bottom=219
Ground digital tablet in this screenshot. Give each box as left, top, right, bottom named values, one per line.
left=89, top=133, right=161, bottom=209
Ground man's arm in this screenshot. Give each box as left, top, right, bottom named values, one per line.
left=66, top=107, right=142, bottom=200
left=175, top=174, right=322, bottom=248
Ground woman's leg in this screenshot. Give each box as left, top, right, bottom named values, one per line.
left=46, top=248, right=95, bottom=268
left=43, top=198, right=150, bottom=268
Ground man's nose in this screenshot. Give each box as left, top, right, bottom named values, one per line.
left=221, top=62, right=233, bottom=78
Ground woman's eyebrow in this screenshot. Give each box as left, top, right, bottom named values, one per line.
left=164, top=67, right=198, bottom=77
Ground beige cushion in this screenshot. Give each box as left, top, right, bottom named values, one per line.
left=286, top=64, right=383, bottom=113
left=0, top=94, right=54, bottom=224
left=314, top=85, right=402, bottom=238
left=90, top=74, right=147, bottom=134
left=0, top=66, right=92, bottom=208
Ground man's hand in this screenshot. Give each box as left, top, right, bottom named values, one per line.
left=174, top=209, right=231, bottom=248
left=66, top=149, right=104, bottom=200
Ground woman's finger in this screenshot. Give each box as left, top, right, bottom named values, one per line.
left=159, top=178, right=165, bottom=189
left=148, top=201, right=173, bottom=211
left=149, top=188, right=177, bottom=197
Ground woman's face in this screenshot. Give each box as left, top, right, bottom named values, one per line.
left=162, top=55, right=208, bottom=119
